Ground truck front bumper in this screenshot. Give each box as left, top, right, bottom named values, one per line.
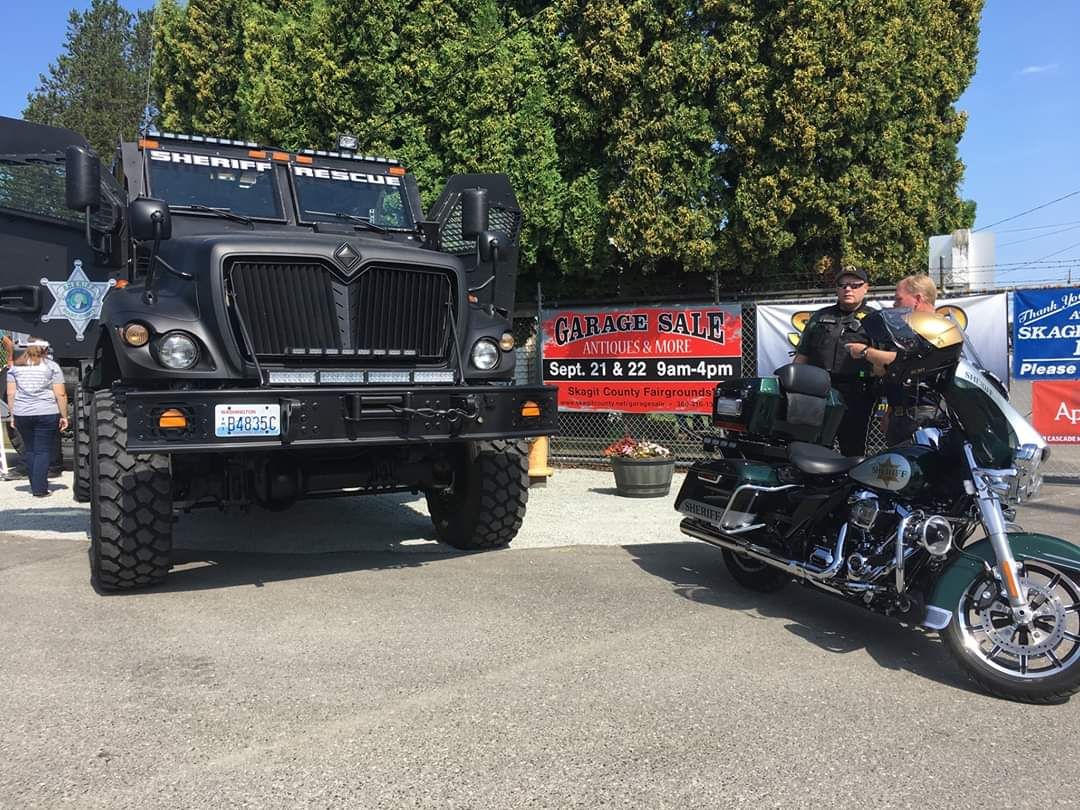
left=124, top=385, right=558, bottom=454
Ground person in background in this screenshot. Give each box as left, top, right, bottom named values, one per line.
left=5, top=337, right=68, bottom=497
left=794, top=266, right=875, bottom=456
left=846, top=274, right=941, bottom=445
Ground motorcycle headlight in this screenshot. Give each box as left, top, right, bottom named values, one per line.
left=470, top=338, right=500, bottom=371
left=1011, top=443, right=1045, bottom=503
left=156, top=332, right=199, bottom=370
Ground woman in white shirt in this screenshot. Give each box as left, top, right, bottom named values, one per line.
left=5, top=338, right=69, bottom=497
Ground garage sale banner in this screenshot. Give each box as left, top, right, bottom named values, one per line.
left=540, top=304, right=742, bottom=413
left=1013, top=288, right=1080, bottom=380
left=755, top=293, right=1009, bottom=384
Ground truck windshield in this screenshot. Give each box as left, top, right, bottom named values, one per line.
left=147, top=149, right=282, bottom=219
left=291, top=165, right=413, bottom=229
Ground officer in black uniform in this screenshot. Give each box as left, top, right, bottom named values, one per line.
left=793, top=266, right=875, bottom=456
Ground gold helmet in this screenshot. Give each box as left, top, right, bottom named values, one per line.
left=905, top=310, right=964, bottom=349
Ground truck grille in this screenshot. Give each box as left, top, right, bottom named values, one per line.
left=228, top=259, right=454, bottom=360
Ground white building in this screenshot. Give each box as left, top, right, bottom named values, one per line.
left=928, top=229, right=996, bottom=291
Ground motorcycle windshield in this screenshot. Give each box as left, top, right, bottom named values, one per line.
left=868, top=307, right=925, bottom=352
left=945, top=359, right=1048, bottom=469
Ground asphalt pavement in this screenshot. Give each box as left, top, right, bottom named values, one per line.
left=2, top=466, right=1080, bottom=808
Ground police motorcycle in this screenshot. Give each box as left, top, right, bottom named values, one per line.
left=675, top=308, right=1080, bottom=703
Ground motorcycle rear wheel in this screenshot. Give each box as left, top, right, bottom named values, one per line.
left=721, top=549, right=789, bottom=592
left=943, top=560, right=1080, bottom=704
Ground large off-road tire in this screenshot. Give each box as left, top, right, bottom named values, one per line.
left=88, top=390, right=173, bottom=591
left=942, top=561, right=1080, bottom=704
left=426, top=439, right=529, bottom=550
left=721, top=548, right=790, bottom=592
left=72, top=385, right=91, bottom=502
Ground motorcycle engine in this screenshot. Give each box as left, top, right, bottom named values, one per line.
left=844, top=492, right=901, bottom=579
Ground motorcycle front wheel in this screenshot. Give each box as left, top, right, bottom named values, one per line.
left=943, top=560, right=1080, bottom=703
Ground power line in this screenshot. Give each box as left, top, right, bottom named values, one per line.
left=1033, top=239, right=1080, bottom=263
left=997, top=219, right=1080, bottom=234
left=973, top=189, right=1080, bottom=232
left=998, top=222, right=1080, bottom=247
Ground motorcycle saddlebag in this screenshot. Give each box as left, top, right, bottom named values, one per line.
left=712, top=367, right=845, bottom=448
left=675, top=457, right=784, bottom=531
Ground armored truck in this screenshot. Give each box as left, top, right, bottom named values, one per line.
left=0, top=117, right=557, bottom=590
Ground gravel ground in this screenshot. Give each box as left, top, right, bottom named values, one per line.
left=3, top=451, right=1080, bottom=808
left=0, top=452, right=689, bottom=553
left=1, top=448, right=1075, bottom=552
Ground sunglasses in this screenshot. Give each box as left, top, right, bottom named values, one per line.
left=837, top=281, right=866, bottom=290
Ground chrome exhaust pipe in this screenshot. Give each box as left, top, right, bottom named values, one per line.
left=680, top=519, right=848, bottom=582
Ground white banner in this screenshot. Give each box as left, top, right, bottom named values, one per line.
left=755, top=293, right=1009, bottom=384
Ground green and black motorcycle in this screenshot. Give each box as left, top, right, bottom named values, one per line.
left=676, top=308, right=1080, bottom=703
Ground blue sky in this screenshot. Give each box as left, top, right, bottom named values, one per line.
left=3, top=0, right=1078, bottom=288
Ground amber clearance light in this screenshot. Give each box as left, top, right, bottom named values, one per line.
left=158, top=408, right=187, bottom=430
left=121, top=322, right=150, bottom=347
left=520, top=400, right=542, bottom=418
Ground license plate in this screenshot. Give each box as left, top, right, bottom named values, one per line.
left=214, top=404, right=281, bottom=437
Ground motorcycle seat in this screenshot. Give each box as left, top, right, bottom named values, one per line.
left=788, top=441, right=864, bottom=476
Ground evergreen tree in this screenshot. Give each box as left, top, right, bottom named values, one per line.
left=150, top=0, right=984, bottom=295
left=23, top=0, right=153, bottom=158
left=713, top=0, right=983, bottom=289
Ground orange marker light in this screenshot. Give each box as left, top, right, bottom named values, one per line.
left=296, top=155, right=313, bottom=165
left=388, top=166, right=406, bottom=177
left=248, top=150, right=267, bottom=159
left=115, top=279, right=129, bottom=289
left=521, top=401, right=541, bottom=418
left=158, top=408, right=187, bottom=429
left=272, top=151, right=290, bottom=162
left=138, top=138, right=159, bottom=150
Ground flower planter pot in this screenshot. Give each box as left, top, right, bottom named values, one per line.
left=610, top=456, right=675, bottom=498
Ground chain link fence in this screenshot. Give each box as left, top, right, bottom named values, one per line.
left=516, top=296, right=1079, bottom=482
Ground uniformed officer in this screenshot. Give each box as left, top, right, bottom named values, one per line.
left=847, top=274, right=944, bottom=446
left=793, top=266, right=875, bottom=456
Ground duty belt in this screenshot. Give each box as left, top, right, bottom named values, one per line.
left=890, top=405, right=938, bottom=418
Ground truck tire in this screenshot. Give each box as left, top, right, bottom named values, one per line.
left=88, top=390, right=173, bottom=591
left=72, top=385, right=91, bottom=502
left=426, top=439, right=529, bottom=550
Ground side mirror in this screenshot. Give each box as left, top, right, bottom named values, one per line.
left=459, top=188, right=488, bottom=240
left=128, top=197, right=172, bottom=241
left=64, top=146, right=101, bottom=212
left=477, top=231, right=504, bottom=263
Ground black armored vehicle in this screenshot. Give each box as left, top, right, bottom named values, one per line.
left=0, top=117, right=557, bottom=590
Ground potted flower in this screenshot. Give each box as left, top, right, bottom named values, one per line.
left=602, top=436, right=675, bottom=498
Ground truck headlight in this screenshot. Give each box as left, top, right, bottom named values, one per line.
left=156, top=332, right=199, bottom=369
left=470, top=338, right=500, bottom=370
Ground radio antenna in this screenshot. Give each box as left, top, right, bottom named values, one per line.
left=142, top=4, right=157, bottom=135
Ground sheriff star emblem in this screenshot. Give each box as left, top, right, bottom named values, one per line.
left=40, top=260, right=116, bottom=341
left=872, top=458, right=901, bottom=485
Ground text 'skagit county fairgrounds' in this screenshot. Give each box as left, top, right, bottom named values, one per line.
left=0, top=116, right=558, bottom=590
